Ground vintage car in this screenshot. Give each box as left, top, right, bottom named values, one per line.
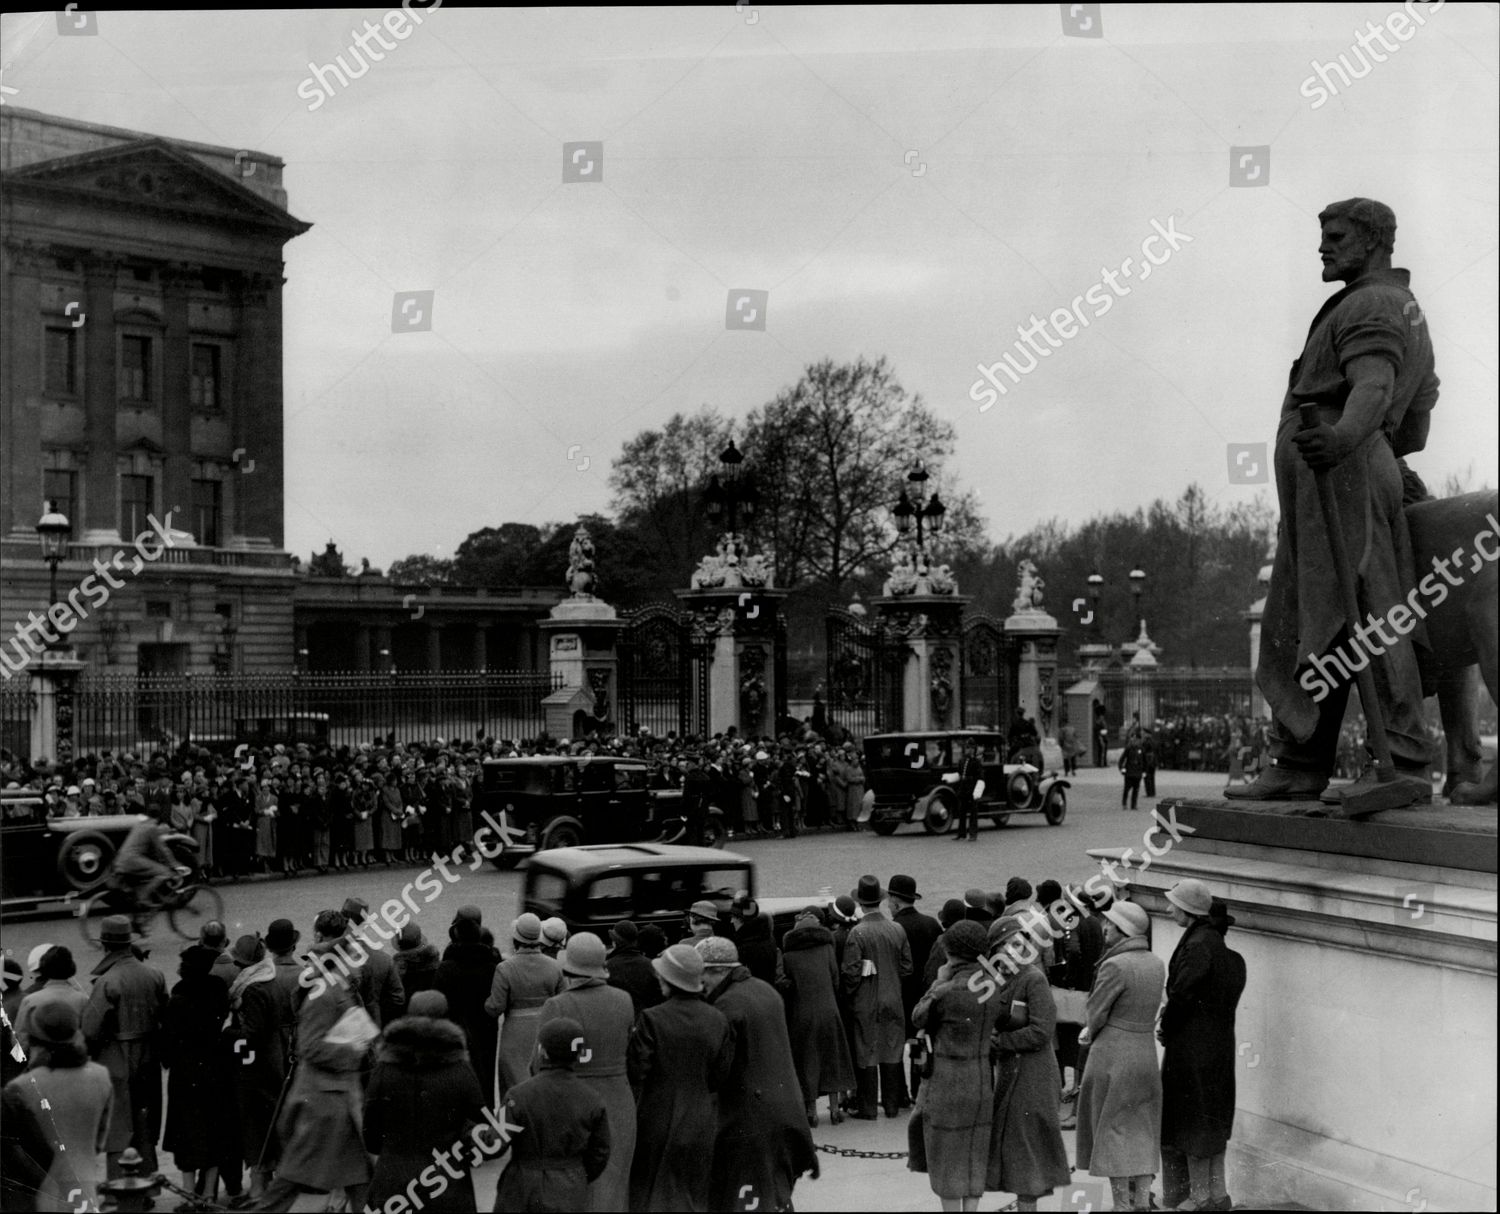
left=519, top=843, right=821, bottom=946
left=476, top=755, right=726, bottom=866
left=1, top=790, right=158, bottom=909
left=192, top=712, right=332, bottom=755
left=857, top=729, right=1069, bottom=836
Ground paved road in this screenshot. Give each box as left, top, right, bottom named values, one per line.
left=1, top=767, right=1236, bottom=1212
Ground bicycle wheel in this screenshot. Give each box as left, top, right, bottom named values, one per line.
left=76, top=892, right=114, bottom=950
left=168, top=884, right=225, bottom=940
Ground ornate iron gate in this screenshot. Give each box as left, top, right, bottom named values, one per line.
left=962, top=614, right=1017, bottom=729
left=825, top=608, right=900, bottom=739
left=617, top=604, right=706, bottom=739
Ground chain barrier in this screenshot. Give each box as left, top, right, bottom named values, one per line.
left=814, top=1142, right=909, bottom=1160
left=154, top=1174, right=237, bottom=1211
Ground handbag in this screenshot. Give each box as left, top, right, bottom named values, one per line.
left=1050, top=986, right=1088, bottom=1026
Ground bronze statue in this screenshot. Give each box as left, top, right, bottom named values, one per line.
left=1231, top=198, right=1438, bottom=805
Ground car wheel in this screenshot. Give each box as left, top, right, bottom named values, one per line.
left=871, top=820, right=900, bottom=836
left=58, top=832, right=116, bottom=892
left=1043, top=788, right=1067, bottom=825
left=1006, top=771, right=1035, bottom=810
left=922, top=791, right=954, bottom=835
left=540, top=818, right=584, bottom=851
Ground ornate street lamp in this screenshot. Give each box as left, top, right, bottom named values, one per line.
left=36, top=501, right=70, bottom=651
left=703, top=439, right=757, bottom=555
left=895, top=462, right=946, bottom=568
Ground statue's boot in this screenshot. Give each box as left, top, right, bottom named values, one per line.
left=1224, top=767, right=1327, bottom=801
left=1321, top=765, right=1432, bottom=806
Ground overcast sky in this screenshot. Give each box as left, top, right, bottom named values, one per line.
left=4, top=4, right=1496, bottom=568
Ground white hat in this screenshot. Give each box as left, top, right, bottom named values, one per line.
left=66, top=786, right=81, bottom=796
left=81, top=778, right=96, bottom=787
left=27, top=943, right=54, bottom=975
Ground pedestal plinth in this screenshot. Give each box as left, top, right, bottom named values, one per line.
left=29, top=650, right=86, bottom=766
left=1088, top=798, right=1497, bottom=1213
left=872, top=594, right=968, bottom=732
left=1004, top=608, right=1061, bottom=736
left=676, top=586, right=788, bottom=737
left=539, top=598, right=624, bottom=739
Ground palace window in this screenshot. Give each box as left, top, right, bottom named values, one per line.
left=44, top=327, right=79, bottom=396
left=191, top=478, right=222, bottom=547
left=120, top=335, right=153, bottom=403
left=121, top=474, right=154, bottom=538
left=190, top=343, right=221, bottom=409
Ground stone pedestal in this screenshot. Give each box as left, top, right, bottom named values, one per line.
left=872, top=594, right=967, bottom=732
left=677, top=587, right=788, bottom=737
left=1005, top=608, right=1061, bottom=736
left=1088, top=799, right=1497, bottom=1213
left=539, top=597, right=623, bottom=740
left=29, top=650, right=86, bottom=766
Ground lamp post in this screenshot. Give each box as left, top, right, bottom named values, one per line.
left=703, top=439, right=758, bottom=557
left=892, top=461, right=946, bottom=577
left=1087, top=570, right=1104, bottom=641
left=1129, top=567, right=1147, bottom=635
left=36, top=501, right=70, bottom=651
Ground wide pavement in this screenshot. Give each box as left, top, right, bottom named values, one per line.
left=3, top=765, right=1250, bottom=1211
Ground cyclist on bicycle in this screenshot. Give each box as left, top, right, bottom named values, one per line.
left=111, top=804, right=181, bottom=921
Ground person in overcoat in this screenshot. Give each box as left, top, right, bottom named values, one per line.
left=984, top=919, right=1071, bottom=1210
left=81, top=916, right=167, bottom=1177
left=1158, top=882, right=1247, bottom=1212
left=604, top=921, right=660, bottom=1016
left=363, top=993, right=486, bottom=1213
left=497, top=1017, right=612, bottom=1214
left=889, top=874, right=942, bottom=1105
left=778, top=909, right=855, bottom=1126
left=5, top=1001, right=113, bottom=1213
left=436, top=915, right=499, bottom=1097
left=1074, top=901, right=1166, bottom=1213
left=909, top=920, right=1003, bottom=1210
left=840, top=876, right=912, bottom=1119
left=841, top=743, right=865, bottom=827
left=227, top=935, right=286, bottom=1201
left=486, top=913, right=566, bottom=1103
left=161, top=943, right=241, bottom=1203
left=375, top=772, right=405, bottom=862
left=393, top=923, right=441, bottom=1000
left=253, top=778, right=278, bottom=873
left=626, top=944, right=735, bottom=1212
left=699, top=937, right=819, bottom=1212
left=252, top=911, right=373, bottom=1212
left=538, top=934, right=637, bottom=1213
left=729, top=896, right=780, bottom=985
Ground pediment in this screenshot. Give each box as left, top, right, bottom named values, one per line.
left=4, top=139, right=310, bottom=238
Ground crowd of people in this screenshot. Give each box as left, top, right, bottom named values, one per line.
left=0, top=726, right=883, bottom=882
left=2, top=862, right=1247, bottom=1213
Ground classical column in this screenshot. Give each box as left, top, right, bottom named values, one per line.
left=234, top=269, right=285, bottom=547
left=160, top=264, right=195, bottom=536
left=3, top=241, right=47, bottom=537
left=371, top=624, right=394, bottom=672
left=80, top=253, right=121, bottom=544
left=472, top=625, right=489, bottom=672
left=425, top=622, right=443, bottom=672
left=353, top=623, right=371, bottom=671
